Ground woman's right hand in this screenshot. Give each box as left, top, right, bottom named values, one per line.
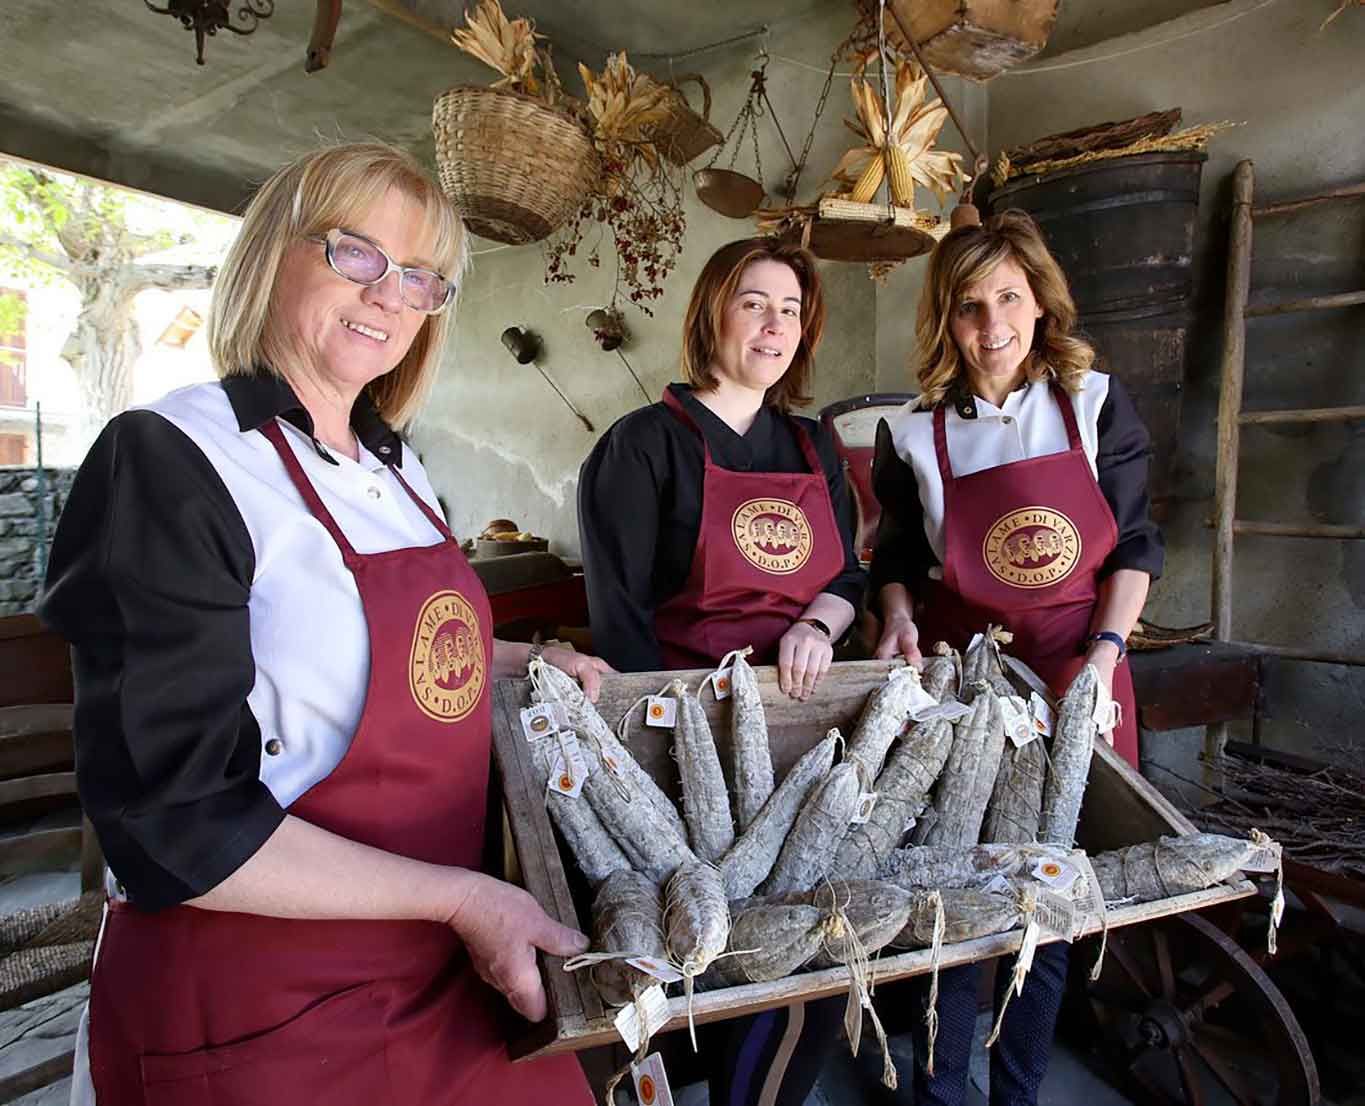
left=445, top=872, right=589, bottom=1022
left=874, top=610, right=923, bottom=664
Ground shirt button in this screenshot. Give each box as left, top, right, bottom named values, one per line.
left=1002, top=416, right=1014, bottom=425
left=379, top=445, right=392, bottom=456
left=265, top=738, right=284, bottom=756
left=367, top=486, right=382, bottom=500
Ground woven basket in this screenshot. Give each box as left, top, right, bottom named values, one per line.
left=650, top=74, right=723, bottom=167
left=433, top=87, right=599, bottom=245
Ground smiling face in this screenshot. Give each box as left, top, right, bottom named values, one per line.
left=272, top=186, right=436, bottom=398
left=948, top=255, right=1045, bottom=396
left=710, top=259, right=805, bottom=396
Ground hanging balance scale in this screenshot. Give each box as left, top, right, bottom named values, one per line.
left=766, top=0, right=989, bottom=264
left=694, top=49, right=799, bottom=219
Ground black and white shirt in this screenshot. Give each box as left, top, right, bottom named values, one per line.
left=869, top=371, right=1164, bottom=600
left=40, top=374, right=448, bottom=910
left=578, top=384, right=865, bottom=674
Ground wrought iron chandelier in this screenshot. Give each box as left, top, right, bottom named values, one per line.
left=144, top=0, right=276, bottom=66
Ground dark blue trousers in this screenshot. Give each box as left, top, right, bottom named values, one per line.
left=909, top=942, right=1069, bottom=1106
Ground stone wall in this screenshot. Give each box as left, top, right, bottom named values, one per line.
left=0, top=467, right=75, bottom=617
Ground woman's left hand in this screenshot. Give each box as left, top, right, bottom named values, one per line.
left=777, top=622, right=834, bottom=702
left=543, top=645, right=615, bottom=702
left=1084, top=640, right=1120, bottom=695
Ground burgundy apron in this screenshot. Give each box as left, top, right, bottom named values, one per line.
left=87, top=418, right=591, bottom=1105
left=653, top=389, right=846, bottom=669
left=917, top=385, right=1139, bottom=767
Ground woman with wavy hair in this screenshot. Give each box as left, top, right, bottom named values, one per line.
left=868, top=210, right=1162, bottom=1103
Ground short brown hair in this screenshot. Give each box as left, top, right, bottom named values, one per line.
left=209, top=140, right=469, bottom=429
left=915, top=210, right=1093, bottom=407
left=679, top=238, right=827, bottom=412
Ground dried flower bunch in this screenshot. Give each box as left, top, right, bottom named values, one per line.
left=450, top=3, right=686, bottom=312
left=832, top=57, right=968, bottom=208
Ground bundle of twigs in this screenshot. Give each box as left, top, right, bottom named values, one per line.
left=1184, top=752, right=1365, bottom=881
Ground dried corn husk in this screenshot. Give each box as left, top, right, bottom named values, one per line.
left=450, top=0, right=541, bottom=91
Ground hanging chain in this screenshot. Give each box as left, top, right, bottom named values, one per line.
left=877, top=0, right=896, bottom=211
left=786, top=46, right=839, bottom=203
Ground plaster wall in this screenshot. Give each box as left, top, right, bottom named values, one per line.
left=987, top=0, right=1365, bottom=760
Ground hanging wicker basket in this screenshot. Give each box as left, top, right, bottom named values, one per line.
left=649, top=74, right=724, bottom=166
left=432, top=87, right=599, bottom=245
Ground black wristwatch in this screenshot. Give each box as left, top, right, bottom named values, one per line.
left=798, top=617, right=832, bottom=638
left=1085, top=631, right=1127, bottom=660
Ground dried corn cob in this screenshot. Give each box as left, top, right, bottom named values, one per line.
left=1038, top=664, right=1098, bottom=848
left=887, top=144, right=916, bottom=207
left=719, top=733, right=838, bottom=899
left=982, top=736, right=1047, bottom=844
left=846, top=665, right=929, bottom=788
left=761, top=751, right=861, bottom=895
left=834, top=716, right=954, bottom=879
left=588, top=870, right=667, bottom=1007
left=727, top=648, right=774, bottom=832
left=849, top=154, right=887, bottom=203
left=672, top=680, right=735, bottom=863
left=921, top=643, right=961, bottom=703
left=530, top=659, right=686, bottom=839
left=697, top=903, right=829, bottom=989
left=913, top=685, right=1006, bottom=846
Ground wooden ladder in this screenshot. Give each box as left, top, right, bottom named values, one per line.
left=1209, top=159, right=1365, bottom=756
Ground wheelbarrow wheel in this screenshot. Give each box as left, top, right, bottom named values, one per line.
left=1084, top=912, right=1319, bottom=1106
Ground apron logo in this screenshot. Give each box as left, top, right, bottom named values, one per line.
left=409, top=590, right=486, bottom=723
left=731, top=498, right=813, bottom=576
left=982, top=507, right=1082, bottom=589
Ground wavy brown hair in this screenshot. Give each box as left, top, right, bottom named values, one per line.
left=679, top=238, right=826, bottom=412
left=915, top=210, right=1093, bottom=407
left=209, top=141, right=469, bottom=430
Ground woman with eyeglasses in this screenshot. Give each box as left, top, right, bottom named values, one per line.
left=41, top=141, right=605, bottom=1105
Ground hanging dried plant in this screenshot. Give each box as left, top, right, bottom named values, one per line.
left=450, top=0, right=566, bottom=106
left=831, top=58, right=968, bottom=210
left=1321, top=0, right=1363, bottom=29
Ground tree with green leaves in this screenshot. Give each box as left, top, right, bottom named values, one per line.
left=0, top=159, right=219, bottom=441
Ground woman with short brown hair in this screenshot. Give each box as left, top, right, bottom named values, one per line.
left=579, top=236, right=862, bottom=700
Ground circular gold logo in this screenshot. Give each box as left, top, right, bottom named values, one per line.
left=982, top=507, right=1082, bottom=589
left=409, top=590, right=485, bottom=722
left=731, top=498, right=813, bottom=575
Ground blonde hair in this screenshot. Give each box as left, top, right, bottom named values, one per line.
left=679, top=238, right=827, bottom=413
left=208, top=141, right=469, bottom=429
left=915, top=210, right=1093, bottom=407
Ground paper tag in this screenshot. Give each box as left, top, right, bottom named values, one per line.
left=850, top=792, right=879, bottom=825
left=1092, top=683, right=1118, bottom=733
left=626, top=957, right=685, bottom=985
left=614, top=984, right=670, bottom=1052
left=1031, top=857, right=1079, bottom=893
left=910, top=697, right=973, bottom=724
left=1014, top=919, right=1041, bottom=994
left=520, top=703, right=559, bottom=742
left=984, top=874, right=1012, bottom=895
left=1033, top=889, right=1077, bottom=942
left=1000, top=695, right=1036, bottom=748
left=1240, top=846, right=1281, bottom=874
left=966, top=632, right=984, bottom=655
left=632, top=1052, right=675, bottom=1106
left=644, top=696, right=677, bottom=728
left=547, top=731, right=588, bottom=798
left=710, top=666, right=734, bottom=700
left=1029, top=693, right=1056, bottom=739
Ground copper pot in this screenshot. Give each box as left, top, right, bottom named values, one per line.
left=694, top=168, right=765, bottom=219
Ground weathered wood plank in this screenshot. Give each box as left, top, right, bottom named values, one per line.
left=0, top=620, right=72, bottom=710
left=0, top=830, right=83, bottom=879
left=1129, top=642, right=1260, bottom=731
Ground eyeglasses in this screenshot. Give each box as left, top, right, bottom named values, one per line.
left=310, top=229, right=455, bottom=315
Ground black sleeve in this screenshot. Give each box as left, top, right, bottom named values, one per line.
left=867, top=417, right=938, bottom=609
left=577, top=416, right=668, bottom=673
left=39, top=412, right=285, bottom=910
left=809, top=422, right=866, bottom=611
left=1096, top=376, right=1165, bottom=580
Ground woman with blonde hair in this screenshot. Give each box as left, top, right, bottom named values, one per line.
left=43, top=141, right=605, bottom=1105
left=869, top=210, right=1162, bottom=1103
